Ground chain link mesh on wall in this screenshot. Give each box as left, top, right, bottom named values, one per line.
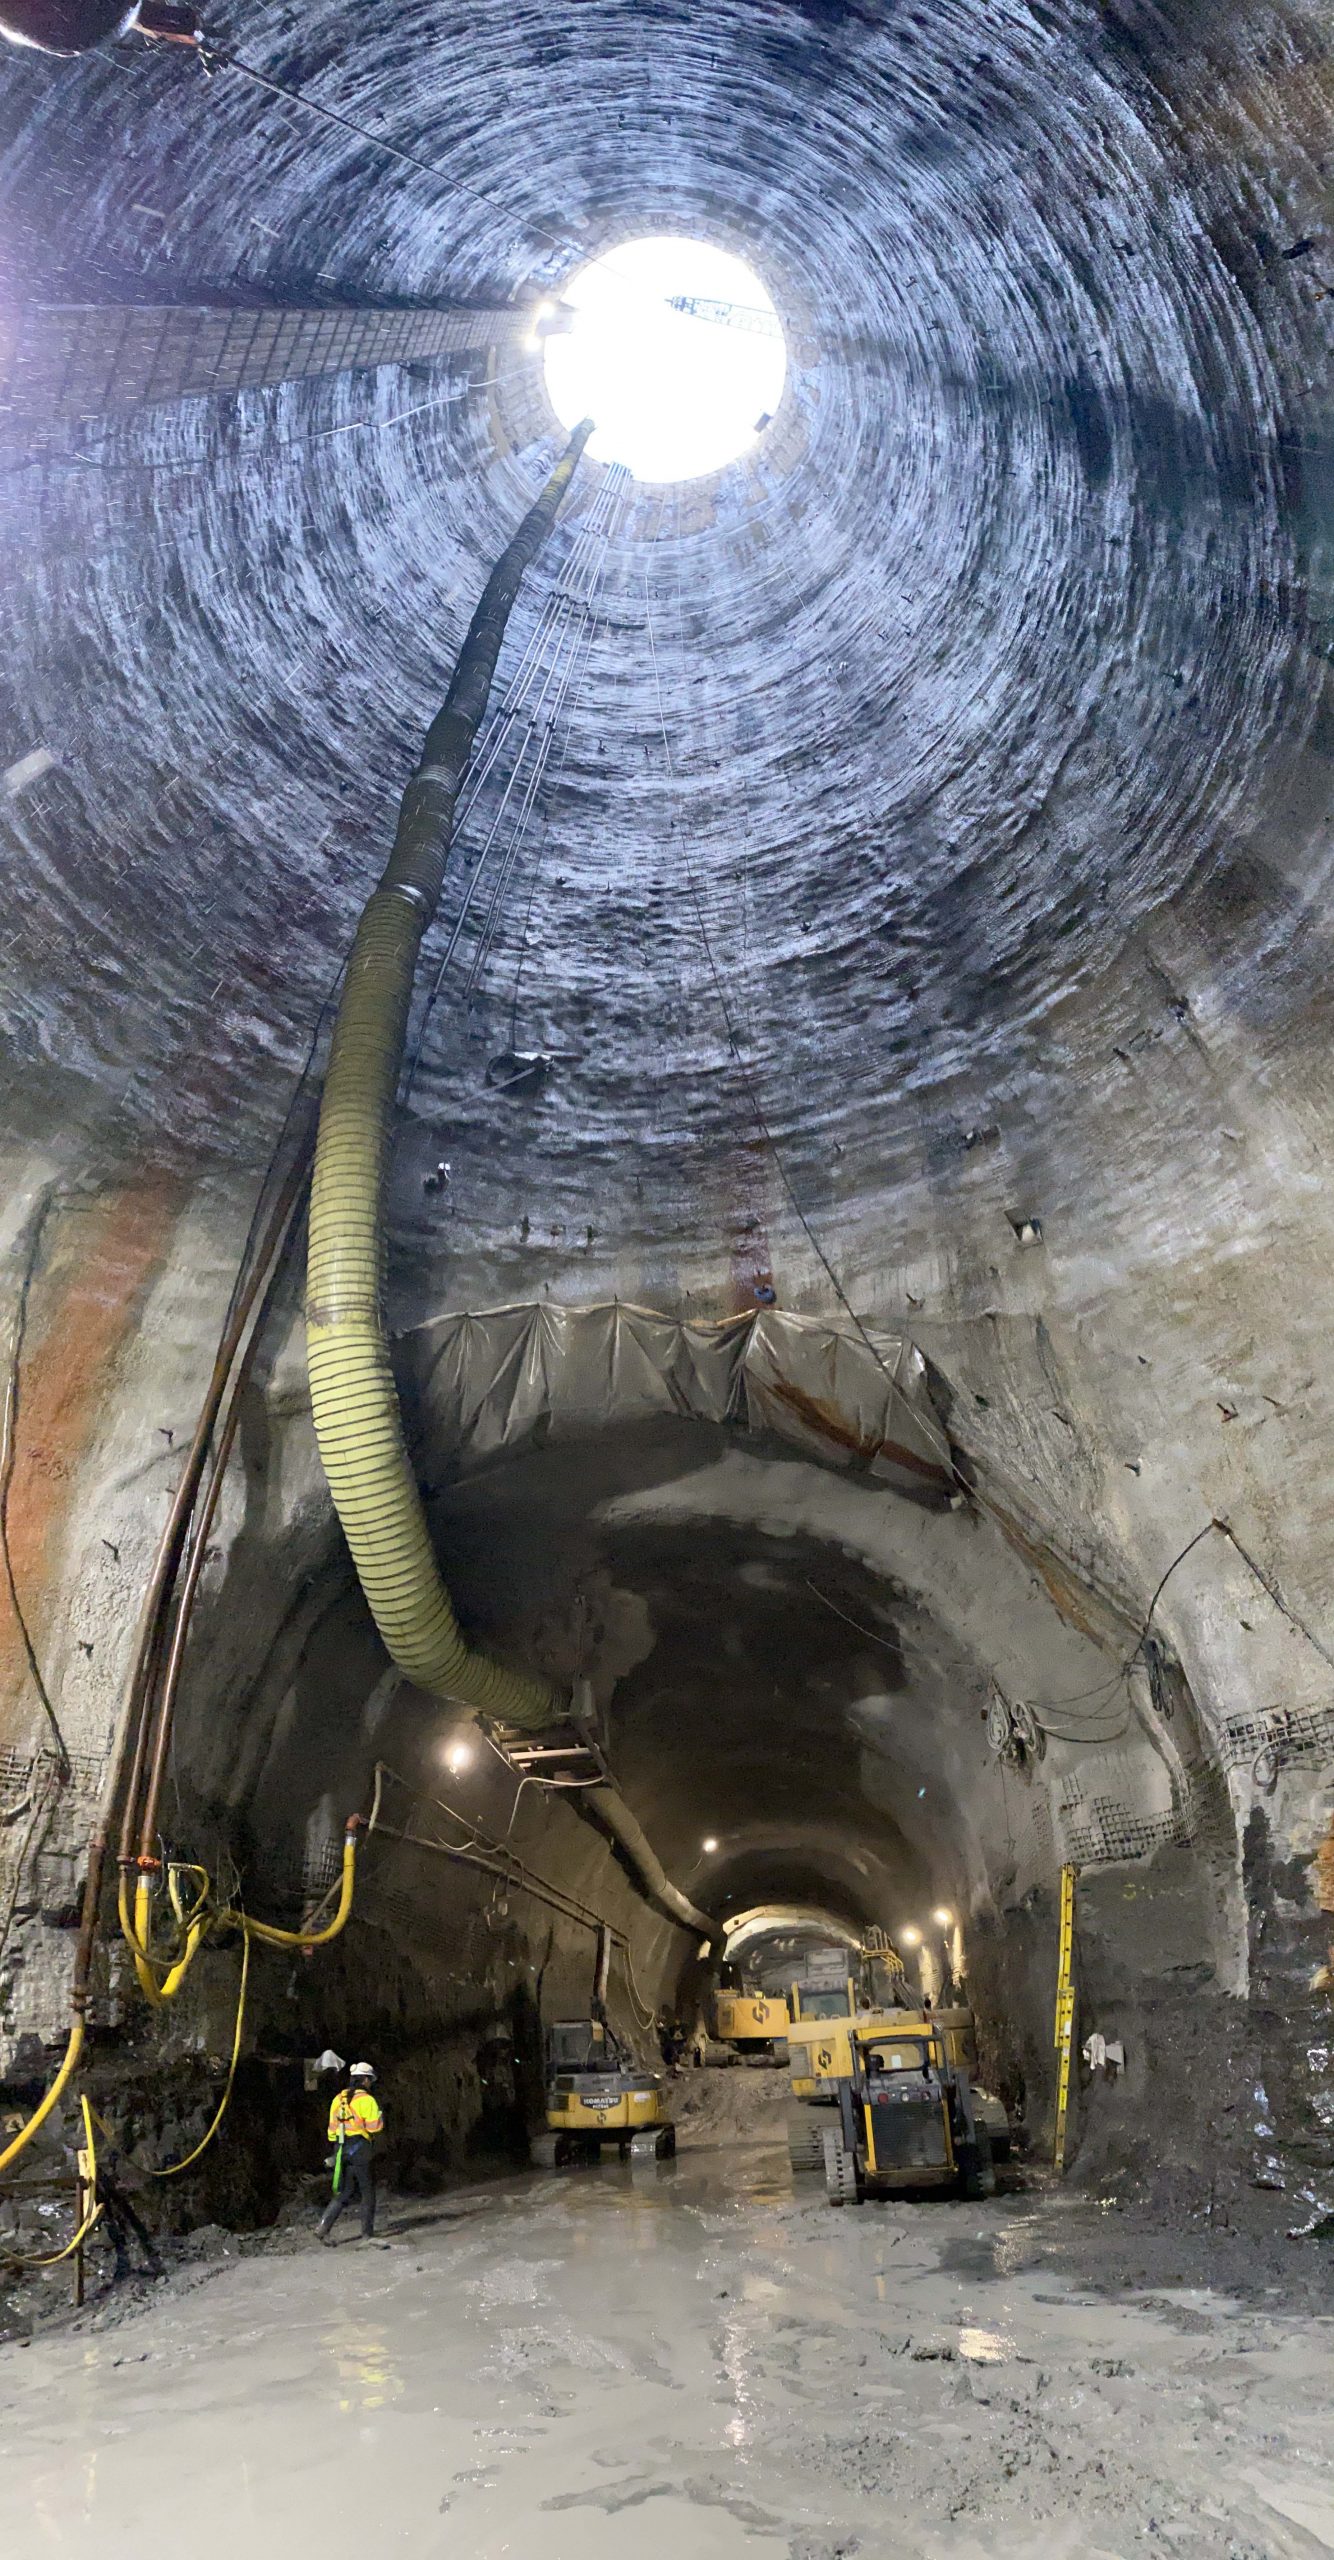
left=0, top=300, right=526, bottom=439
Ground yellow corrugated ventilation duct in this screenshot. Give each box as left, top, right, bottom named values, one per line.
left=304, top=422, right=715, bottom=1943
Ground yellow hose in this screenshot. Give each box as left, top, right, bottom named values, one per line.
left=307, top=432, right=590, bottom=1731
left=3, top=2095, right=103, bottom=2270
left=122, top=1871, right=209, bottom=2006
left=135, top=1923, right=250, bottom=2178
left=233, top=1825, right=360, bottom=1947
left=0, top=2015, right=84, bottom=2177
left=116, top=1820, right=362, bottom=2003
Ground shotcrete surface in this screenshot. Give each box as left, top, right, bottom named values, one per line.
left=3, top=2095, right=1334, bottom=2557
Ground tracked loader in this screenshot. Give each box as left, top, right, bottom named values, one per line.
left=821, top=2015, right=995, bottom=2204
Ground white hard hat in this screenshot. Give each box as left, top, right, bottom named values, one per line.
left=350, top=2061, right=376, bottom=2079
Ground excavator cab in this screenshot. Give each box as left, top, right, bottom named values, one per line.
left=712, top=1980, right=790, bottom=2061
left=821, top=2019, right=995, bottom=2205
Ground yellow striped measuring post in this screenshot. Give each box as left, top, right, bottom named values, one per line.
left=1053, top=1862, right=1076, bottom=2171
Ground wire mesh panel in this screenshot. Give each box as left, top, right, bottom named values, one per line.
left=0, top=301, right=526, bottom=436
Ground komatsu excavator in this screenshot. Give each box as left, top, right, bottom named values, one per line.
left=531, top=1927, right=676, bottom=2168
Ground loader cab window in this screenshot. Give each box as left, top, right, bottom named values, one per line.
left=800, top=1989, right=853, bottom=2018
left=866, top=2039, right=930, bottom=2074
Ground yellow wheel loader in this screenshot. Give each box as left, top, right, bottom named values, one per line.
left=783, top=1942, right=910, bottom=2167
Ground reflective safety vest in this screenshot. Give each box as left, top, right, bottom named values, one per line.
left=328, top=2087, right=384, bottom=2142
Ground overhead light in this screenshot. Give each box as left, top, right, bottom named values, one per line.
left=443, top=1739, right=474, bottom=1775
left=702, top=1836, right=719, bottom=1853
left=900, top=1925, right=922, bottom=1948
left=933, top=1907, right=953, bottom=1927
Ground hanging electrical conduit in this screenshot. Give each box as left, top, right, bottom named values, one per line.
left=367, top=1763, right=660, bottom=2030
left=0, top=435, right=711, bottom=2205
left=0, top=1124, right=366, bottom=2188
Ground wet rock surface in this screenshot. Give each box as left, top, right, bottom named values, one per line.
left=4, top=2099, right=1334, bottom=2555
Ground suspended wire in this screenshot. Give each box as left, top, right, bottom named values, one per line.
left=463, top=476, right=629, bottom=1004
left=458, top=465, right=626, bottom=834
left=506, top=586, right=611, bottom=1047
left=210, top=49, right=587, bottom=263
left=0, top=368, right=530, bottom=484
left=369, top=1761, right=660, bottom=2030
left=454, top=467, right=626, bottom=819
left=804, top=1580, right=902, bottom=1657
left=178, top=49, right=685, bottom=310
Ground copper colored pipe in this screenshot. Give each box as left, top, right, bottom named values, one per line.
left=117, top=1125, right=315, bottom=1873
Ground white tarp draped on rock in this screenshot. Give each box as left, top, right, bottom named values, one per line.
left=400, top=1302, right=952, bottom=1495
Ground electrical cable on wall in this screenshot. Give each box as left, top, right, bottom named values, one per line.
left=207, top=47, right=591, bottom=264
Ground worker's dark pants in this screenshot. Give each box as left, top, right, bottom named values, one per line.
left=320, top=2139, right=375, bottom=2238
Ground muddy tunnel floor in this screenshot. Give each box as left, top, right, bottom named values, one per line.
left=4, top=2081, right=1334, bottom=2559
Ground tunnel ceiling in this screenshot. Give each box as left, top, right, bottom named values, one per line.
left=1, top=0, right=1329, bottom=1244
left=2, top=1, right=1334, bottom=1980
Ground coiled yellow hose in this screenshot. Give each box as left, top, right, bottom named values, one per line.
left=117, top=1820, right=363, bottom=2003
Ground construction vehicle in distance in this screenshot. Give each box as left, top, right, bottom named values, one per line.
left=821, top=2013, right=995, bottom=2204
left=783, top=1936, right=1010, bottom=2172
left=531, top=1928, right=675, bottom=2169
left=712, top=1965, right=790, bottom=2061
left=784, top=1938, right=909, bottom=2164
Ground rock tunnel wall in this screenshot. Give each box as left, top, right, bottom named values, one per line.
left=1, top=0, right=1333, bottom=2225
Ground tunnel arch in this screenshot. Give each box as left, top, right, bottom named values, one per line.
left=0, top=0, right=1331, bottom=2226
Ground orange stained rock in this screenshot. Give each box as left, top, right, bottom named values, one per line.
left=0, top=1179, right=182, bottom=1735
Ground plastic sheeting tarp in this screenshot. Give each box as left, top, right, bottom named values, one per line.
left=400, top=1302, right=952, bottom=1496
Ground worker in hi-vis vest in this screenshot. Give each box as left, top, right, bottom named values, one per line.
left=318, top=2062, right=384, bottom=2242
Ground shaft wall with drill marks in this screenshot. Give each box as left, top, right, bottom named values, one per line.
left=0, top=0, right=1332, bottom=2229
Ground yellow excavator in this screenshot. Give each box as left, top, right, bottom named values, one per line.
left=531, top=1928, right=676, bottom=2168
left=712, top=1965, right=790, bottom=2061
